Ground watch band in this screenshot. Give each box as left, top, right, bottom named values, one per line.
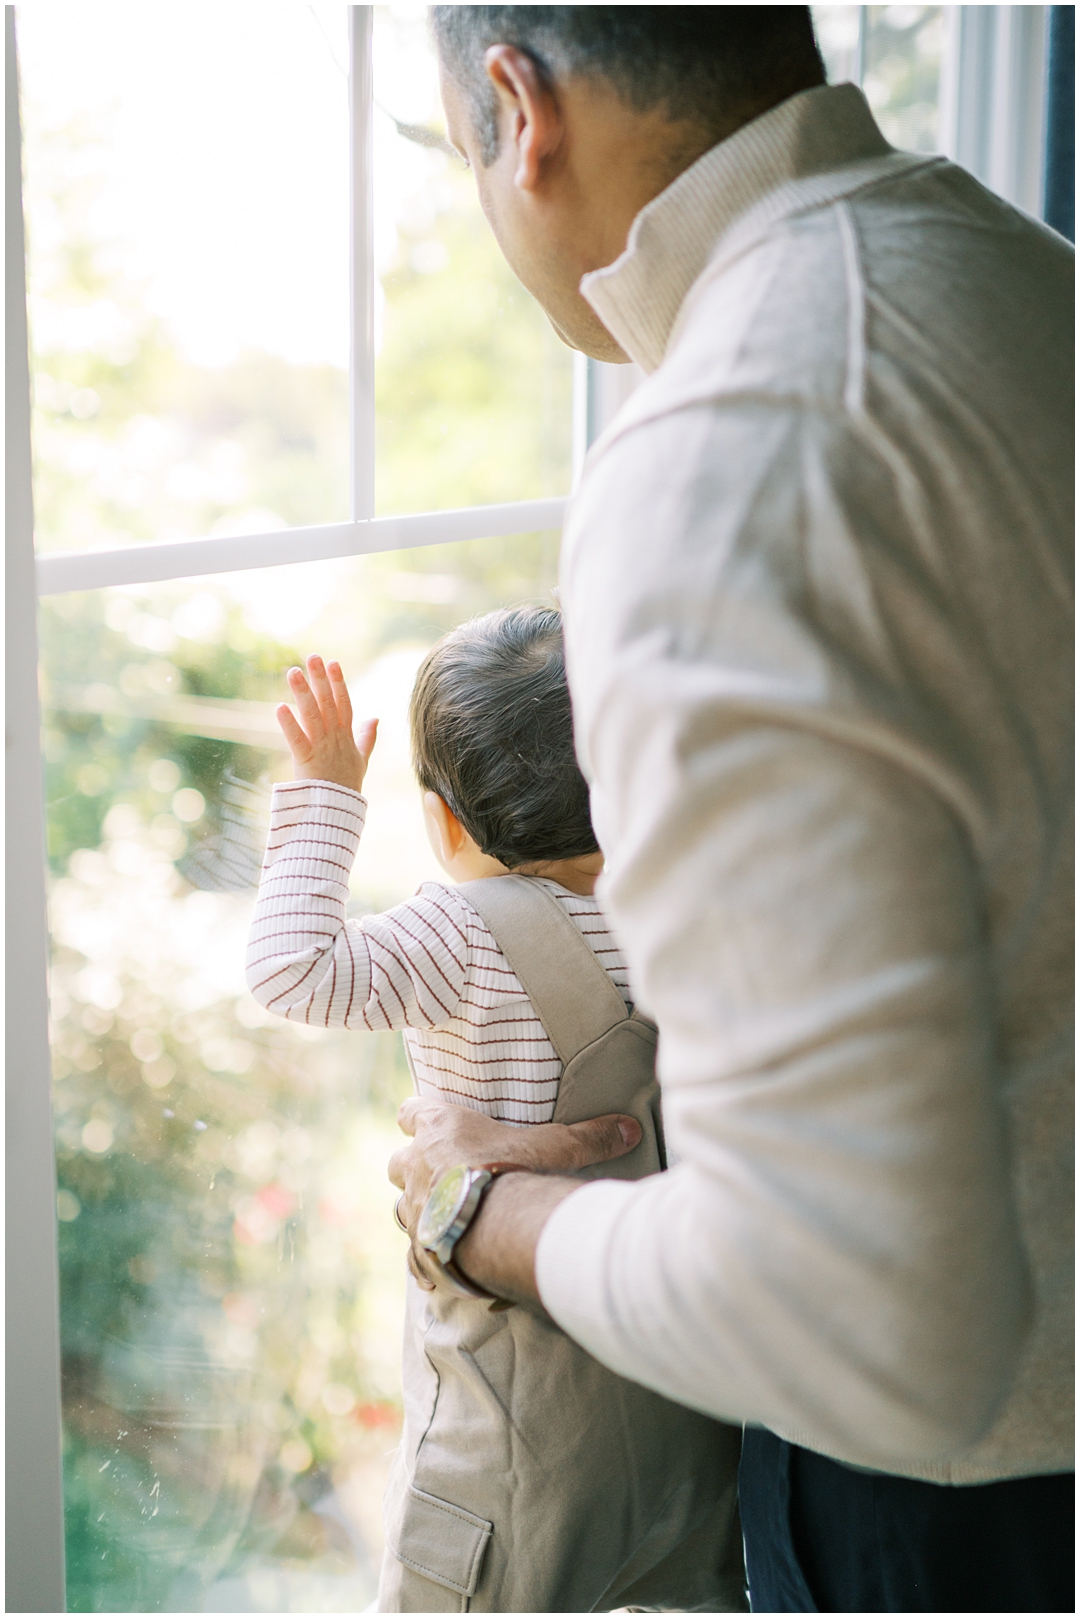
left=418, top=1162, right=526, bottom=1306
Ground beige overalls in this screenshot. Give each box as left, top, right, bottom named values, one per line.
left=377, top=876, right=746, bottom=1613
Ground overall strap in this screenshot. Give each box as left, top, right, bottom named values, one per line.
left=457, top=875, right=628, bottom=1067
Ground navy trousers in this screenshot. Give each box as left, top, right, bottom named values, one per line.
left=739, top=1426, right=1074, bottom=1613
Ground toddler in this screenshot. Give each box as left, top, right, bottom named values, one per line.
left=247, top=607, right=744, bottom=1613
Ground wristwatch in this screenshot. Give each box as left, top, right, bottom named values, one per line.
left=416, top=1162, right=522, bottom=1303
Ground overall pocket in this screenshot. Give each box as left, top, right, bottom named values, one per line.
left=389, top=1484, right=493, bottom=1599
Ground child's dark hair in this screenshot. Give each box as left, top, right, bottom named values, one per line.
left=409, top=606, right=599, bottom=869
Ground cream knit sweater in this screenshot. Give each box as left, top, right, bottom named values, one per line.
left=536, top=84, right=1073, bottom=1484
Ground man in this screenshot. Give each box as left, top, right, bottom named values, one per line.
left=391, top=8, right=1074, bottom=1610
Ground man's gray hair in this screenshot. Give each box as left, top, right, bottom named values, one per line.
left=430, top=6, right=825, bottom=166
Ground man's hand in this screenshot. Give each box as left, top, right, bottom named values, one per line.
left=388, top=1097, right=641, bottom=1304
left=388, top=1096, right=641, bottom=1223
left=276, top=654, right=377, bottom=793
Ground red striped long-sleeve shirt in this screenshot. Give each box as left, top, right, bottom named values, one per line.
left=246, top=780, right=631, bottom=1125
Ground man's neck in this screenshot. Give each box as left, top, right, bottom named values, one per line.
left=566, top=76, right=829, bottom=283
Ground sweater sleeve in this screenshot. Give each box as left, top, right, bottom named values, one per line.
left=246, top=780, right=468, bottom=1030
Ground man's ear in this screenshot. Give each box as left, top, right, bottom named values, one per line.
left=483, top=44, right=563, bottom=192
left=423, top=791, right=467, bottom=864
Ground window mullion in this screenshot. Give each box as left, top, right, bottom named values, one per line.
left=987, top=6, right=1048, bottom=215
left=34, top=496, right=569, bottom=596
left=855, top=5, right=868, bottom=84
left=941, top=6, right=1050, bottom=214
left=349, top=5, right=375, bottom=521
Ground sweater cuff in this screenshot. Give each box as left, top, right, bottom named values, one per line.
left=270, top=779, right=366, bottom=822
left=535, top=1178, right=644, bottom=1380
left=266, top=780, right=367, bottom=866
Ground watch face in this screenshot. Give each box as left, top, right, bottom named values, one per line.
left=417, top=1165, right=471, bottom=1249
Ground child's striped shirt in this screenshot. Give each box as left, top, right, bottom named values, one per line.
left=246, top=780, right=631, bottom=1125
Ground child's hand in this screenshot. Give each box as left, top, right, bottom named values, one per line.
left=276, top=655, right=377, bottom=793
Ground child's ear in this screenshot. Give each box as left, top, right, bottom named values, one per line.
left=422, top=791, right=467, bottom=864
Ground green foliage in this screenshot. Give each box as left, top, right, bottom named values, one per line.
left=40, top=588, right=286, bottom=874
left=376, top=178, right=573, bottom=513
left=49, top=816, right=418, bottom=1607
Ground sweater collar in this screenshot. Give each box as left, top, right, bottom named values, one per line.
left=580, top=83, right=891, bottom=373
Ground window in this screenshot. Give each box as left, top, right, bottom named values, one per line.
left=7, top=8, right=1063, bottom=1610
left=11, top=8, right=569, bottom=1610
left=813, top=5, right=949, bottom=152
left=811, top=4, right=1051, bottom=213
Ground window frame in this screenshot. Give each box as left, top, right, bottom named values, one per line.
left=7, top=7, right=67, bottom=1607
left=5, top=7, right=1059, bottom=1609
left=31, top=6, right=570, bottom=598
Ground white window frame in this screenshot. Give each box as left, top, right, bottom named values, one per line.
left=7, top=8, right=67, bottom=1607
left=939, top=4, right=1049, bottom=214
left=5, top=7, right=1055, bottom=1608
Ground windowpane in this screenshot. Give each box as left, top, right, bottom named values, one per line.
left=372, top=5, right=574, bottom=515
left=862, top=7, right=945, bottom=152
left=811, top=7, right=945, bottom=154
left=812, top=5, right=863, bottom=85
left=43, top=534, right=559, bottom=1610
left=18, top=2, right=350, bottom=555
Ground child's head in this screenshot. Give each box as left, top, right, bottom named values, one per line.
left=409, top=605, right=599, bottom=872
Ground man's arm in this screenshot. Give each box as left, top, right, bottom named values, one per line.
left=389, top=1098, right=640, bottom=1305
left=543, top=403, right=1030, bottom=1468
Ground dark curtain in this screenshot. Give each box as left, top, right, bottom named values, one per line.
left=1043, top=6, right=1074, bottom=241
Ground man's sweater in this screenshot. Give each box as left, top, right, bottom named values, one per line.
left=536, top=83, right=1073, bottom=1482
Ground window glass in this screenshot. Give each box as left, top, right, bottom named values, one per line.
left=862, top=6, right=945, bottom=152
left=812, top=6, right=945, bottom=153
left=43, top=534, right=559, bottom=1611
left=18, top=2, right=350, bottom=555
left=372, top=4, right=574, bottom=514
left=812, top=5, right=863, bottom=85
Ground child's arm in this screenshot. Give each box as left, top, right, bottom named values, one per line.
left=246, top=657, right=469, bottom=1031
